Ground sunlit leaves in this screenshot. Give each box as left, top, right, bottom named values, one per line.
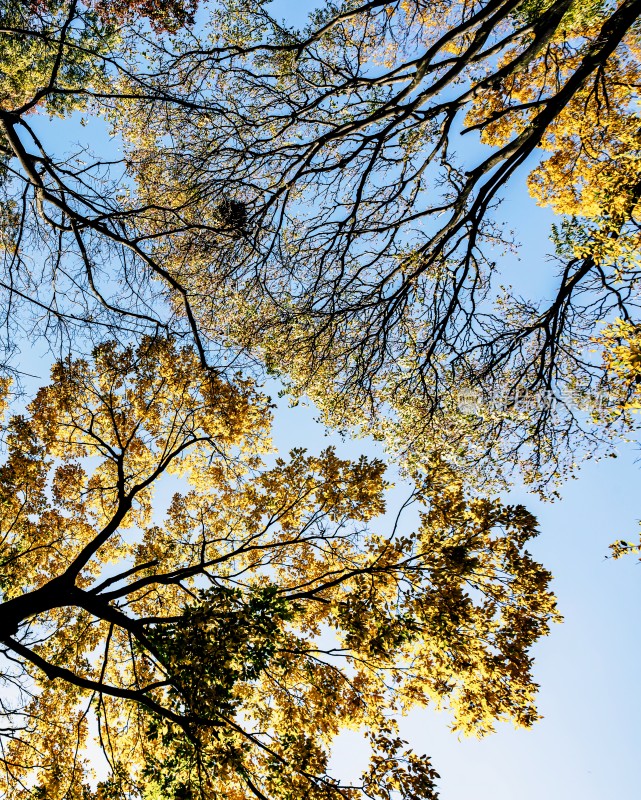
left=0, top=337, right=558, bottom=800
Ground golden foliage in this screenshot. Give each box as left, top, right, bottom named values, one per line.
left=0, top=337, right=558, bottom=800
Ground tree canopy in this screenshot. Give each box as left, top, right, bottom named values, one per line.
left=1, top=0, right=640, bottom=488
left=0, top=336, right=557, bottom=799
left=0, top=0, right=639, bottom=796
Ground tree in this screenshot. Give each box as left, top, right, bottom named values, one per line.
left=112, top=0, right=641, bottom=489
left=0, top=0, right=208, bottom=374
left=594, top=318, right=641, bottom=558
left=1, top=0, right=640, bottom=489
left=0, top=336, right=558, bottom=800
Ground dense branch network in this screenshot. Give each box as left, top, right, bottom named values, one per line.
left=122, top=0, right=641, bottom=486
left=2, top=1, right=637, bottom=795
left=1, top=0, right=640, bottom=486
